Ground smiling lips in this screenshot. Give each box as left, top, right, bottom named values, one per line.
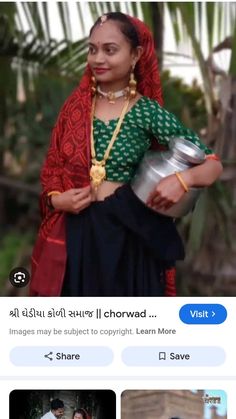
left=93, top=67, right=110, bottom=74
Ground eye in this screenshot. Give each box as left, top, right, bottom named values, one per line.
left=105, top=46, right=117, bottom=55
left=88, top=45, right=96, bottom=54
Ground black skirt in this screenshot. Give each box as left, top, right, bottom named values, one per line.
left=62, top=184, right=184, bottom=297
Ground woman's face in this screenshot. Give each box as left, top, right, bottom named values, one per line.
left=74, top=414, right=84, bottom=419
left=88, top=20, right=141, bottom=87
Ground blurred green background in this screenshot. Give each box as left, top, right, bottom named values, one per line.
left=0, top=2, right=236, bottom=296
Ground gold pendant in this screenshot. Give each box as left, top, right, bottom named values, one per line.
left=90, top=162, right=106, bottom=187
left=107, top=91, right=115, bottom=104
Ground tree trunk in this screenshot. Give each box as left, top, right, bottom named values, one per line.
left=178, top=75, right=236, bottom=296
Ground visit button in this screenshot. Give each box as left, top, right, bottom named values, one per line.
left=179, top=304, right=227, bottom=324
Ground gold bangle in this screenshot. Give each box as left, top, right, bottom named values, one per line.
left=47, top=191, right=61, bottom=197
left=175, top=172, right=189, bottom=192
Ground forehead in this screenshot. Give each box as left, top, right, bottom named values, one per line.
left=89, top=21, right=128, bottom=45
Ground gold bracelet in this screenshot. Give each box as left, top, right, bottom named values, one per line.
left=175, top=172, right=189, bottom=192
left=47, top=191, right=61, bottom=197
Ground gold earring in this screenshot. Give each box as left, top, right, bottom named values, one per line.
left=91, top=76, right=97, bottom=96
left=129, top=66, right=137, bottom=99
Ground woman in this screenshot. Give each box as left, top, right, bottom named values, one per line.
left=72, top=408, right=90, bottom=419
left=30, top=12, right=222, bottom=297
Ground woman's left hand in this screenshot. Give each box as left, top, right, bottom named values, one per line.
left=146, top=173, right=187, bottom=211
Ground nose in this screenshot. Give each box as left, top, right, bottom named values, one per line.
left=93, top=49, right=106, bottom=64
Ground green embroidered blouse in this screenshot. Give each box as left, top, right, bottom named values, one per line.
left=93, top=96, right=213, bottom=182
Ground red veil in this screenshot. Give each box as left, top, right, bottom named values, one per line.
left=30, top=15, right=164, bottom=296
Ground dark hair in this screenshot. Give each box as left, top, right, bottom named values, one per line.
left=89, top=12, right=140, bottom=49
left=51, top=398, right=64, bottom=410
left=72, top=408, right=88, bottom=419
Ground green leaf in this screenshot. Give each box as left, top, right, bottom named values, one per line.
left=76, top=2, right=86, bottom=36
left=88, top=2, right=100, bottom=21
left=21, top=3, right=38, bottom=35
left=206, top=3, right=215, bottom=51
left=42, top=3, right=50, bottom=41
left=130, top=2, right=138, bottom=17
left=140, top=2, right=154, bottom=32
left=27, top=3, right=45, bottom=40
left=167, top=4, right=181, bottom=45
left=57, top=3, right=69, bottom=41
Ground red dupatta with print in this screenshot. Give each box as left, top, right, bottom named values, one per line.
left=30, top=16, right=164, bottom=296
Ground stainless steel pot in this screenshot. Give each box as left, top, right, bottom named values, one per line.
left=131, top=138, right=205, bottom=217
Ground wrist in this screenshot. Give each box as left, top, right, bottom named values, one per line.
left=51, top=193, right=61, bottom=209
left=178, top=170, right=194, bottom=189
left=46, top=191, right=62, bottom=210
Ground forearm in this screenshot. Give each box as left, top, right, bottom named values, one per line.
left=181, top=159, right=223, bottom=188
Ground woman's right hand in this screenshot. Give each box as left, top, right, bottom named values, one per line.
left=51, top=185, right=93, bottom=214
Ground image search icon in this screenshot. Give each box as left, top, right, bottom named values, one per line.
left=9, top=267, right=30, bottom=288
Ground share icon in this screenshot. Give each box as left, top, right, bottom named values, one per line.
left=44, top=351, right=53, bottom=361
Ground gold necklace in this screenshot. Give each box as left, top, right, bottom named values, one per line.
left=90, top=95, right=130, bottom=188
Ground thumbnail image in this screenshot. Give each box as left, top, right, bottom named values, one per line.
left=121, top=390, right=227, bottom=419
left=9, top=389, right=116, bottom=419
left=1, top=3, right=234, bottom=298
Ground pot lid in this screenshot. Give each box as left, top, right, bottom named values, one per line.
left=170, top=137, right=206, bottom=164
